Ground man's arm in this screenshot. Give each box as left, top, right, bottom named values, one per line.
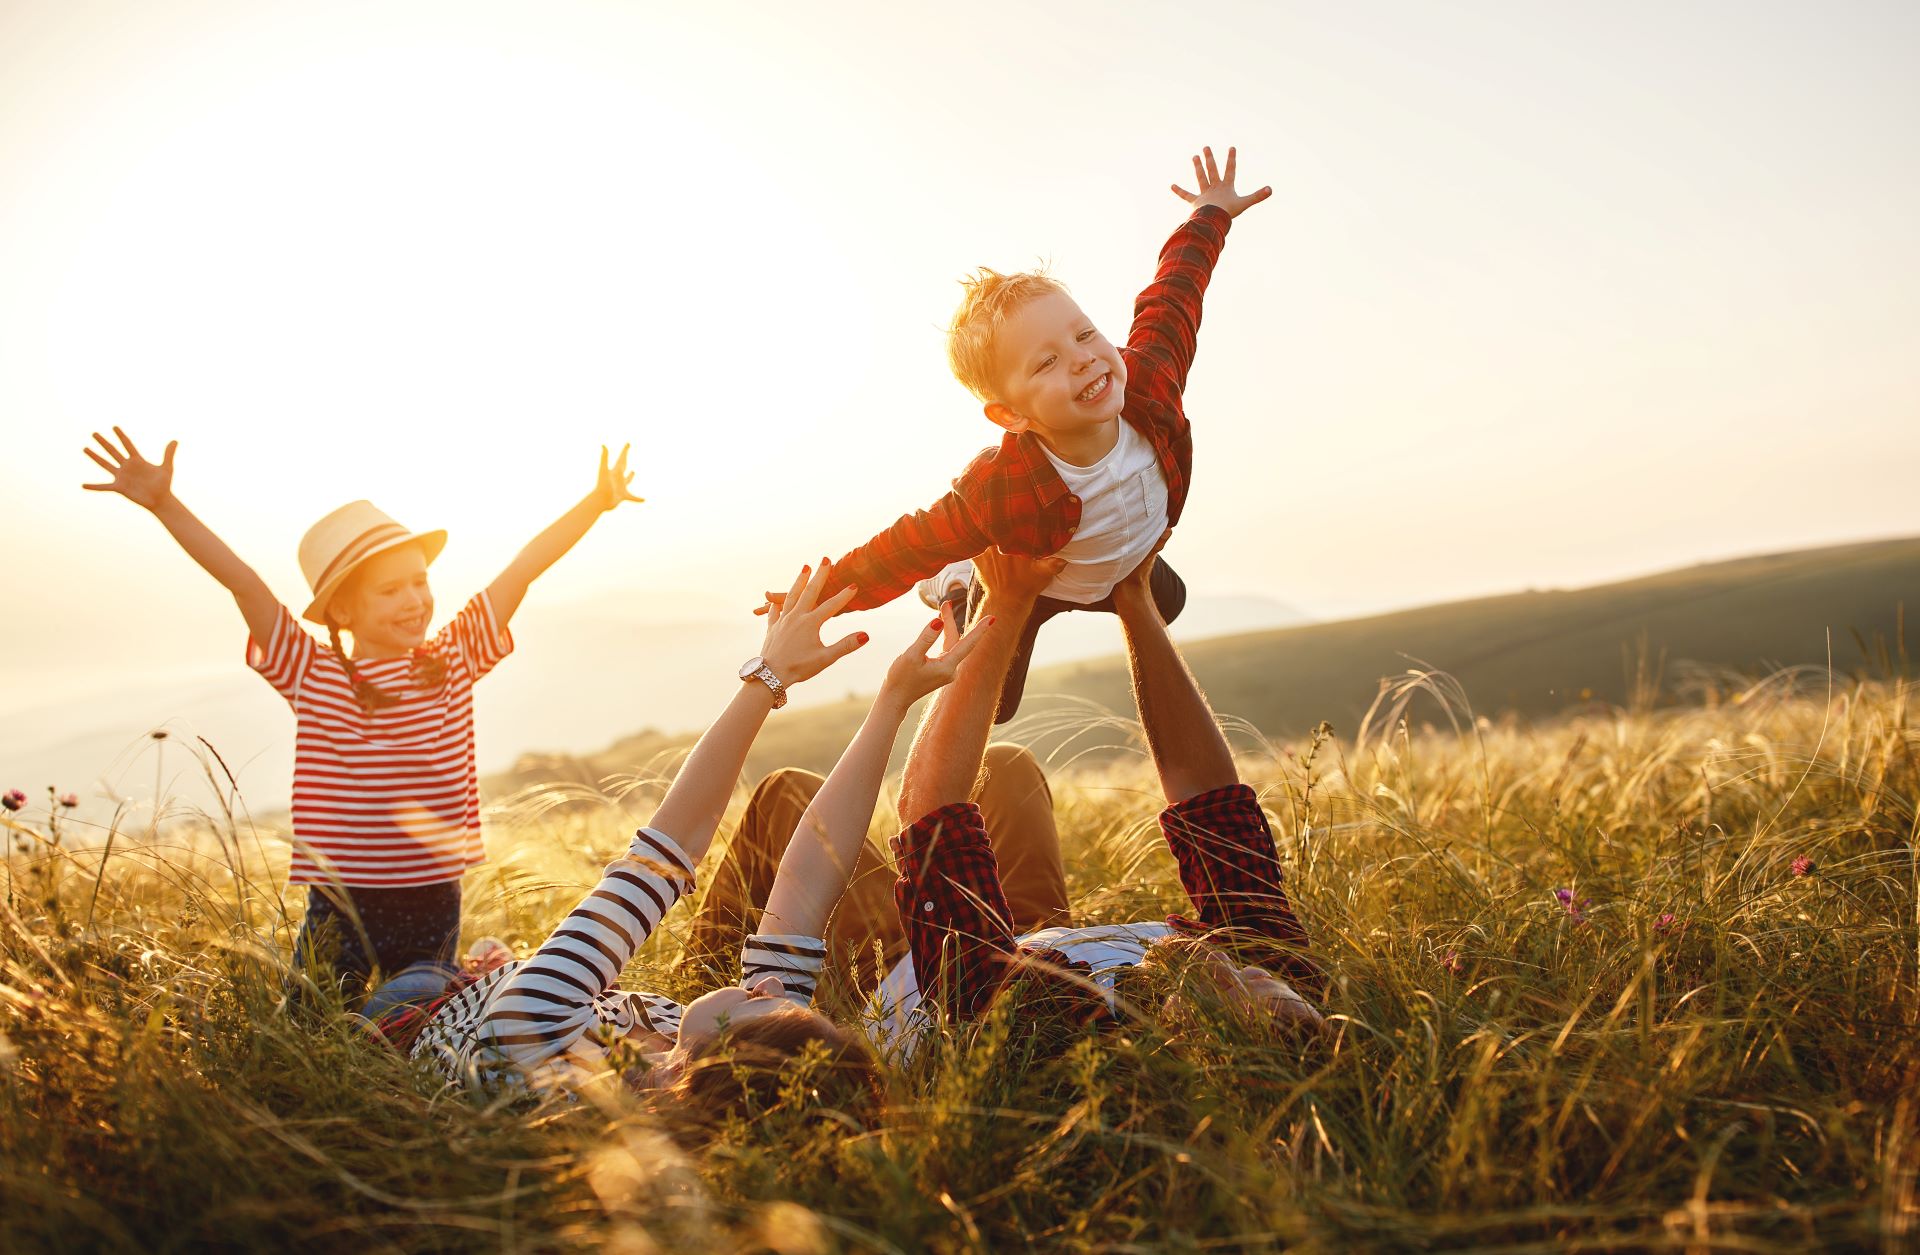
left=486, top=445, right=642, bottom=626
left=1128, top=146, right=1271, bottom=393
left=891, top=551, right=1061, bottom=1022
left=1112, top=551, right=1318, bottom=991
left=83, top=429, right=279, bottom=644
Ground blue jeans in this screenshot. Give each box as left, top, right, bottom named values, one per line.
left=361, top=959, right=463, bottom=1020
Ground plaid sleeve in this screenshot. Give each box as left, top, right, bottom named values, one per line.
left=245, top=603, right=318, bottom=705
left=1124, top=205, right=1230, bottom=395
left=1160, top=783, right=1322, bottom=996
left=441, top=592, right=515, bottom=682
left=826, top=454, right=996, bottom=612
left=892, top=802, right=1021, bottom=1021
left=893, top=803, right=1110, bottom=1026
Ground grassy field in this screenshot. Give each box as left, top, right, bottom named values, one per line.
left=493, top=536, right=1920, bottom=793
left=4, top=662, right=1918, bottom=1251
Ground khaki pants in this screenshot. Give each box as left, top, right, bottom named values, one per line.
left=683, top=743, right=1069, bottom=997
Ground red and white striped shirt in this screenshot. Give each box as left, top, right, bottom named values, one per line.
left=249, top=594, right=514, bottom=888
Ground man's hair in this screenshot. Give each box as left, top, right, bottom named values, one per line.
left=947, top=268, right=1071, bottom=403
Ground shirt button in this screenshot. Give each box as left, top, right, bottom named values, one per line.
left=922, top=901, right=934, bottom=913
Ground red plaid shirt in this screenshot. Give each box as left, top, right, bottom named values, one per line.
left=892, top=782, right=1319, bottom=1028
left=827, top=205, right=1232, bottom=611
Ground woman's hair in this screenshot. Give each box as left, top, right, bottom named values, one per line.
left=658, top=1007, right=880, bottom=1140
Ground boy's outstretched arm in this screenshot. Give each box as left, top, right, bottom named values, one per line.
left=1129, top=145, right=1271, bottom=393
left=83, top=428, right=278, bottom=645
left=757, top=473, right=994, bottom=617
left=486, top=444, right=642, bottom=625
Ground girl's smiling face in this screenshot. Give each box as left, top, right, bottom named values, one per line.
left=330, top=543, right=435, bottom=659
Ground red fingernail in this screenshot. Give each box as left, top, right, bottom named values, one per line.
left=985, top=616, right=997, bottom=626
left=856, top=632, right=869, bottom=645
left=928, top=618, right=943, bottom=631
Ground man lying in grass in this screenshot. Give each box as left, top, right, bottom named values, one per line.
left=376, top=560, right=988, bottom=1124
left=882, top=544, right=1324, bottom=1042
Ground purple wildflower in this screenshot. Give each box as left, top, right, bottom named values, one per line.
left=1553, top=887, right=1591, bottom=921
left=1653, top=913, right=1677, bottom=933
left=57, top=792, right=78, bottom=809
left=1790, top=856, right=1814, bottom=878
left=1440, top=950, right=1463, bottom=974
left=1, top=789, right=23, bottom=812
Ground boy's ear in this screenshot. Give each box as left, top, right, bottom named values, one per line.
left=984, top=402, right=1029, bottom=434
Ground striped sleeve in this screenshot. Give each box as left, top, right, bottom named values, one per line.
left=741, top=933, right=827, bottom=1006
left=246, top=604, right=318, bottom=705
left=442, top=592, right=515, bottom=682
left=479, top=826, right=694, bottom=1071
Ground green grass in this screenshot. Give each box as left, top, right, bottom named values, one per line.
left=5, top=663, right=1918, bottom=1251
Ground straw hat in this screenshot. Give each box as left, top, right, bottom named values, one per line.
left=298, top=501, right=447, bottom=624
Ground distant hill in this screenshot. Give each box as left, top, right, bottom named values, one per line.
left=490, top=536, right=1920, bottom=792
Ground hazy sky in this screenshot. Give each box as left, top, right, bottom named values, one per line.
left=5, top=0, right=1917, bottom=723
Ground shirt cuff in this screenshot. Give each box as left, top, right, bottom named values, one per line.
left=623, top=826, right=697, bottom=888
left=741, top=933, right=828, bottom=1006
left=890, top=801, right=989, bottom=869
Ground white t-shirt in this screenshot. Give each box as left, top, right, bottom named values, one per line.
left=866, top=921, right=1173, bottom=1057
left=1038, top=420, right=1170, bottom=604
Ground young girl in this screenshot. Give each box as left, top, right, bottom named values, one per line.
left=392, top=562, right=987, bottom=1116
left=83, top=427, right=643, bottom=999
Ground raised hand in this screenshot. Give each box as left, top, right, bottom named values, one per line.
left=757, top=559, right=866, bottom=688
left=972, top=546, right=1067, bottom=611
left=82, top=427, right=177, bottom=511
left=881, top=604, right=995, bottom=707
left=1170, top=145, right=1271, bottom=220
left=592, top=444, right=644, bottom=513
left=1111, top=527, right=1173, bottom=608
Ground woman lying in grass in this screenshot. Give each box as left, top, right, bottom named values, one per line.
left=377, top=561, right=987, bottom=1119
left=882, top=544, right=1324, bottom=1044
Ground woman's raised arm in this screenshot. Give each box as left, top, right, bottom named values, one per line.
left=757, top=606, right=992, bottom=941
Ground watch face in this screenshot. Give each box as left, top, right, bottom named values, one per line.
left=739, top=656, right=766, bottom=681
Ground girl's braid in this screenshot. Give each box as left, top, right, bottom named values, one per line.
left=327, top=620, right=400, bottom=712
left=326, top=619, right=449, bottom=713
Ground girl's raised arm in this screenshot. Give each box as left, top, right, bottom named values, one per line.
left=485, top=444, right=642, bottom=626
left=756, top=606, right=992, bottom=941
left=83, top=428, right=279, bottom=645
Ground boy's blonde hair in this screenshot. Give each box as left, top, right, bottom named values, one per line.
left=947, top=268, right=1071, bottom=403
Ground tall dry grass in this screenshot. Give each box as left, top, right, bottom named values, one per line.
left=3, top=668, right=1916, bottom=1252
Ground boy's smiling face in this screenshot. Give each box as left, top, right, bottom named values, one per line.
left=985, top=291, right=1129, bottom=455
left=330, top=543, right=435, bottom=658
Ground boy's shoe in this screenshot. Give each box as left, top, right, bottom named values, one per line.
left=917, top=560, right=974, bottom=612
left=463, top=936, right=514, bottom=974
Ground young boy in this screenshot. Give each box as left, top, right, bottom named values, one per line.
left=764, top=146, right=1272, bottom=722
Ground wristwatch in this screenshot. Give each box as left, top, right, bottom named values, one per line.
left=738, top=656, right=788, bottom=709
